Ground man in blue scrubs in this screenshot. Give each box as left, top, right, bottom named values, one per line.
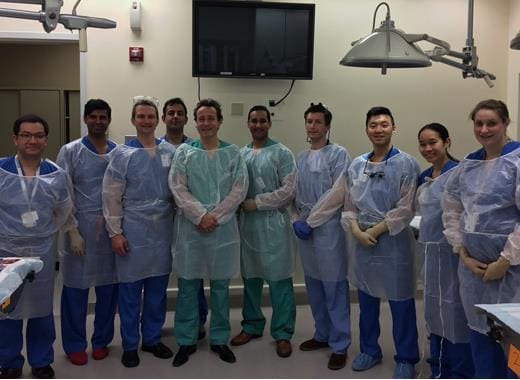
left=0, top=114, right=74, bottom=379
left=57, top=99, right=118, bottom=366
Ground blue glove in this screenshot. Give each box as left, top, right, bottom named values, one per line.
left=292, top=221, right=313, bottom=240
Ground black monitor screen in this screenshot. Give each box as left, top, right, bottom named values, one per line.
left=193, top=1, right=315, bottom=80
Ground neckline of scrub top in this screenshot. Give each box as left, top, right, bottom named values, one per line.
left=160, top=134, right=191, bottom=144
left=246, top=138, right=278, bottom=149
left=363, top=146, right=400, bottom=161
left=466, top=141, right=520, bottom=160
left=418, top=159, right=459, bottom=186
left=81, top=136, right=116, bottom=154
left=189, top=139, right=231, bottom=149
left=0, top=156, right=57, bottom=175
left=125, top=138, right=161, bottom=148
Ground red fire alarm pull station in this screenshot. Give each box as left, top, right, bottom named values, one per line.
left=129, top=47, right=144, bottom=62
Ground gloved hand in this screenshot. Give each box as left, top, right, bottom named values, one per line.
left=292, top=221, right=313, bottom=240
left=68, top=228, right=85, bottom=256
left=242, top=199, right=257, bottom=212
left=483, top=256, right=511, bottom=282
left=365, top=222, right=388, bottom=240
left=351, top=222, right=377, bottom=248
left=459, top=246, right=487, bottom=277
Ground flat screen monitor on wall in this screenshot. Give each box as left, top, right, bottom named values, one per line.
left=192, top=0, right=315, bottom=80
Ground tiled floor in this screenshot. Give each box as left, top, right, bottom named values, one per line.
left=18, top=297, right=430, bottom=379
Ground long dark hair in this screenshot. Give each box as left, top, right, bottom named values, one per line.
left=418, top=122, right=458, bottom=162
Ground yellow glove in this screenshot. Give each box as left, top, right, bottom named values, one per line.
left=351, top=221, right=377, bottom=248
left=365, top=221, right=388, bottom=240
left=242, top=199, right=258, bottom=212
left=483, top=256, right=511, bottom=282
left=68, top=228, right=85, bottom=256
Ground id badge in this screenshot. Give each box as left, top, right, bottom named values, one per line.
left=21, top=211, right=39, bottom=228
left=161, top=154, right=171, bottom=167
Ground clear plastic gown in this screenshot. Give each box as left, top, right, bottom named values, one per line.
left=102, top=143, right=175, bottom=283
left=343, top=150, right=420, bottom=300
left=239, top=142, right=296, bottom=281
left=169, top=143, right=248, bottom=280
left=416, top=167, right=470, bottom=343
left=294, top=143, right=350, bottom=281
left=0, top=161, right=73, bottom=319
left=442, top=148, right=520, bottom=333
left=57, top=139, right=117, bottom=288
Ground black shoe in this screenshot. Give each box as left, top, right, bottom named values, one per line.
left=0, top=368, right=22, bottom=379
left=198, top=326, right=206, bottom=340
left=31, top=365, right=54, bottom=379
left=172, top=345, right=197, bottom=367
left=121, top=350, right=140, bottom=368
left=210, top=345, right=236, bottom=363
left=141, top=342, right=173, bottom=359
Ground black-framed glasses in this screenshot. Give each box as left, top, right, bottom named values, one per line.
left=363, top=158, right=387, bottom=178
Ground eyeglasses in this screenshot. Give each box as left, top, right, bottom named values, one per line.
left=133, top=95, right=160, bottom=107
left=17, top=133, right=48, bottom=141
left=363, top=158, right=387, bottom=178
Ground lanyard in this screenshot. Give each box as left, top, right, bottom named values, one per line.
left=15, top=155, right=41, bottom=209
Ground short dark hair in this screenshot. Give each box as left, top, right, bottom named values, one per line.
left=84, top=98, right=111, bottom=119
left=469, top=99, right=509, bottom=123
left=365, top=106, right=395, bottom=127
left=13, top=114, right=49, bottom=136
left=194, top=98, right=223, bottom=122
left=132, top=99, right=159, bottom=120
left=163, top=97, right=188, bottom=117
left=247, top=105, right=271, bottom=124
left=304, top=103, right=332, bottom=126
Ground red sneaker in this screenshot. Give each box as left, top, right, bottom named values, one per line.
left=92, top=347, right=109, bottom=360
left=68, top=351, right=88, bottom=365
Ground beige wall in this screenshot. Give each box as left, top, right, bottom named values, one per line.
left=0, top=43, right=79, bottom=89
left=1, top=0, right=516, bottom=168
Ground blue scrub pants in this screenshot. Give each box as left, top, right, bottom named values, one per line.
left=304, top=276, right=351, bottom=354
left=429, top=333, right=474, bottom=378
left=0, top=314, right=55, bottom=369
left=118, top=274, right=169, bottom=351
left=358, top=290, right=420, bottom=364
left=60, top=284, right=118, bottom=354
left=469, top=330, right=517, bottom=379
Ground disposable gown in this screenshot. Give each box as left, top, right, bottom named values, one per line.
left=416, top=164, right=470, bottom=343
left=343, top=149, right=420, bottom=300
left=102, top=143, right=175, bottom=283
left=442, top=146, right=520, bottom=334
left=57, top=139, right=117, bottom=288
left=239, top=142, right=296, bottom=281
left=169, top=142, right=248, bottom=280
left=0, top=160, right=73, bottom=319
left=294, top=144, right=350, bottom=281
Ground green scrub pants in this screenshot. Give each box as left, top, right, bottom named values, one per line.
left=240, top=277, right=295, bottom=340
left=175, top=278, right=230, bottom=346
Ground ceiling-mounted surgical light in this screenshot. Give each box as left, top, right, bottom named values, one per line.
left=0, top=0, right=116, bottom=51
left=340, top=1, right=496, bottom=87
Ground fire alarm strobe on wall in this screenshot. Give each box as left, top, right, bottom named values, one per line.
left=129, top=47, right=144, bottom=62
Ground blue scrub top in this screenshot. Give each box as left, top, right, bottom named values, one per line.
left=125, top=138, right=161, bottom=148
left=363, top=146, right=400, bottom=161
left=467, top=141, right=520, bottom=160
left=0, top=156, right=57, bottom=175
left=81, top=136, right=116, bottom=154
left=418, top=160, right=459, bottom=186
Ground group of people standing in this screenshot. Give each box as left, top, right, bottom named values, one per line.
left=0, top=96, right=517, bottom=380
